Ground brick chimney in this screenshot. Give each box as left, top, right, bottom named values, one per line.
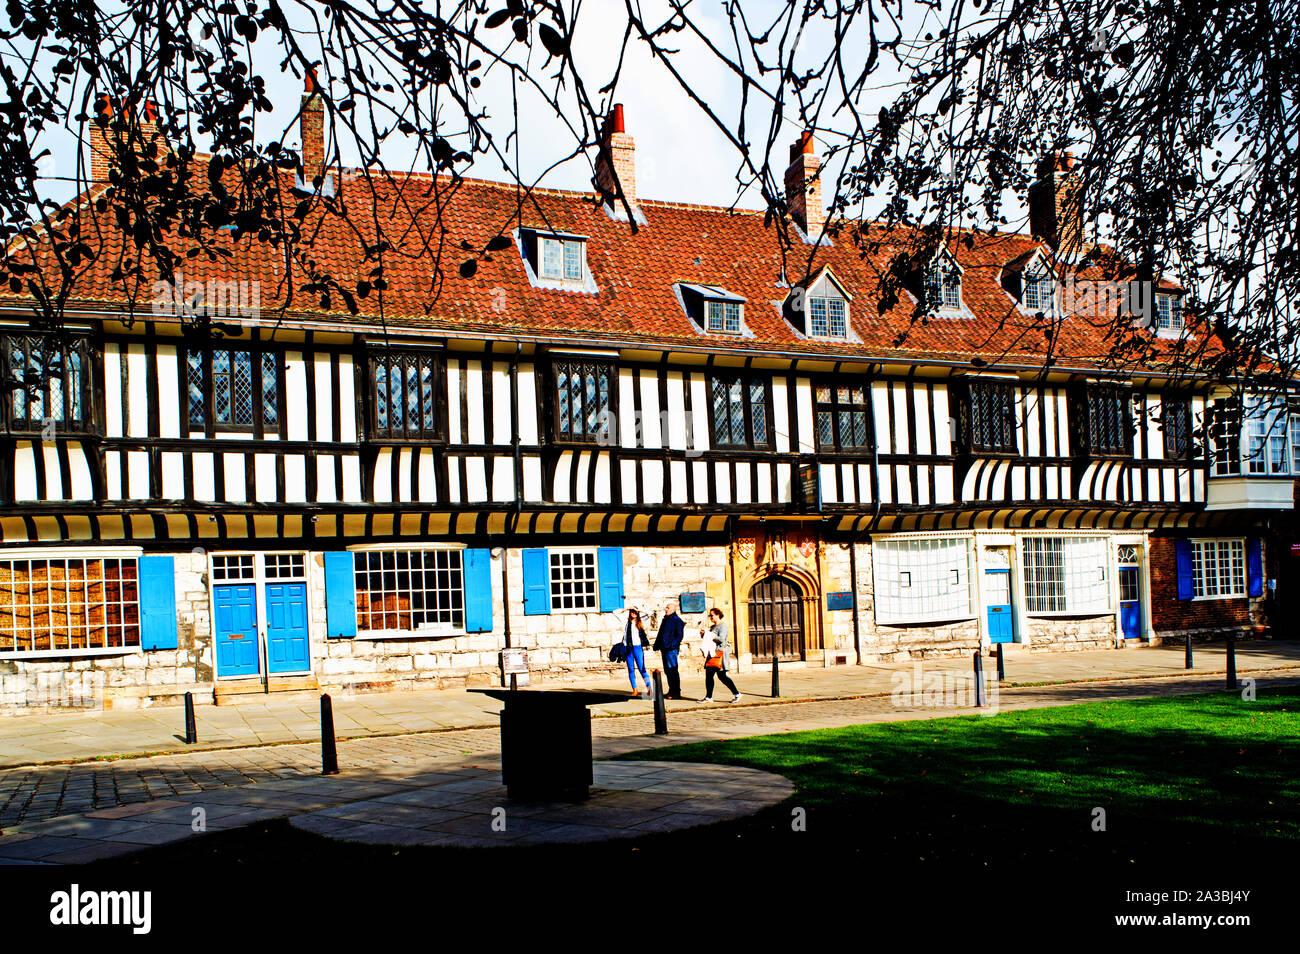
left=1029, top=152, right=1084, bottom=256
left=300, top=68, right=327, bottom=187
left=89, top=96, right=161, bottom=184
left=594, top=104, right=636, bottom=212
left=784, top=132, right=824, bottom=236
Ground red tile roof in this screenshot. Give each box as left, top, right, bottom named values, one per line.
left=2, top=167, right=1213, bottom=374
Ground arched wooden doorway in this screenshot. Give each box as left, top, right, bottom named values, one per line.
left=747, top=575, right=806, bottom=661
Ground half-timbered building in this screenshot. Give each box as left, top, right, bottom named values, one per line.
left=0, top=96, right=1291, bottom=709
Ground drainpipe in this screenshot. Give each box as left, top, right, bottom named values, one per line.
left=500, top=343, right=523, bottom=686
left=849, top=540, right=862, bottom=665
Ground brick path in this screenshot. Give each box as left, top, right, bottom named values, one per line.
left=2, top=666, right=1294, bottom=846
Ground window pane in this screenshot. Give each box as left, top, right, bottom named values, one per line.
left=541, top=238, right=562, bottom=279
left=187, top=350, right=205, bottom=426
left=213, top=351, right=231, bottom=424
left=354, top=549, right=465, bottom=633
left=261, top=352, right=278, bottom=427
left=563, top=240, right=583, bottom=280
left=232, top=351, right=253, bottom=426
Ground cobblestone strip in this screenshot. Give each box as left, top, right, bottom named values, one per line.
left=1, top=672, right=1293, bottom=830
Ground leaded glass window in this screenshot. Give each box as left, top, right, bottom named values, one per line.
left=554, top=360, right=612, bottom=442
left=814, top=383, right=870, bottom=451
left=710, top=373, right=770, bottom=448
left=1087, top=386, right=1133, bottom=455
left=4, top=334, right=92, bottom=432
left=185, top=346, right=278, bottom=430
left=970, top=382, right=1017, bottom=453
left=371, top=350, right=440, bottom=440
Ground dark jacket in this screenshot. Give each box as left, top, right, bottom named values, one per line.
left=653, top=613, right=686, bottom=653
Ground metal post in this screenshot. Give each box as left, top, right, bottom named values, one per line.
left=509, top=673, right=518, bottom=691
left=1226, top=634, right=1237, bottom=690
left=1185, top=634, right=1193, bottom=669
left=995, top=644, right=1006, bottom=683
left=183, top=691, right=198, bottom=745
left=974, top=651, right=987, bottom=708
left=771, top=654, right=780, bottom=698
left=652, top=670, right=668, bottom=735
left=320, top=693, right=340, bottom=776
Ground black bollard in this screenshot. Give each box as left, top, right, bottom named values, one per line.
left=995, top=644, right=1006, bottom=682
left=320, top=693, right=340, bottom=776
left=183, top=691, right=198, bottom=745
left=652, top=670, right=668, bottom=735
left=1226, top=634, right=1237, bottom=690
left=509, top=672, right=518, bottom=691
left=1185, top=633, right=1193, bottom=669
left=771, top=654, right=780, bottom=698
left=973, top=650, right=988, bottom=708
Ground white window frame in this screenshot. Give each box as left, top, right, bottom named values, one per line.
left=706, top=299, right=743, bottom=334
left=0, top=546, right=144, bottom=659
left=351, top=545, right=468, bottom=639
left=808, top=295, right=848, bottom=338
left=926, top=260, right=962, bottom=312
left=548, top=547, right=600, bottom=613
left=539, top=236, right=585, bottom=282
left=1021, top=535, right=1111, bottom=616
left=1190, top=538, right=1246, bottom=600
left=871, top=535, right=977, bottom=625
left=1243, top=396, right=1290, bottom=476
left=1155, top=294, right=1183, bottom=334
left=1022, top=271, right=1054, bottom=313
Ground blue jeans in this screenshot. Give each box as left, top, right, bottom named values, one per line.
left=625, top=644, right=650, bottom=689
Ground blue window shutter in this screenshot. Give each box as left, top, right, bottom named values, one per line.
left=598, top=547, right=624, bottom=612
left=324, top=551, right=357, bottom=639
left=522, top=548, right=550, bottom=616
left=138, top=556, right=177, bottom=650
left=1248, top=538, right=1264, bottom=597
left=464, top=549, right=493, bottom=632
left=1175, top=540, right=1194, bottom=600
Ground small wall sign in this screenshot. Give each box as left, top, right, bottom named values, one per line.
left=826, top=591, right=853, bottom=611
left=679, top=591, right=707, bottom=614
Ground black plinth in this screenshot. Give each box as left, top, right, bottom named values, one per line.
left=470, top=688, right=631, bottom=802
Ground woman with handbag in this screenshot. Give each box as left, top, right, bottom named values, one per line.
left=620, top=607, right=653, bottom=697
left=699, top=607, right=742, bottom=704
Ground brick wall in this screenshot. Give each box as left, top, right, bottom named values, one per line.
left=1148, top=534, right=1262, bottom=639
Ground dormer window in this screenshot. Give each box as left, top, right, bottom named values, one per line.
left=925, top=257, right=962, bottom=312
left=1023, top=272, right=1054, bottom=312
left=808, top=295, right=847, bottom=338
left=519, top=228, right=591, bottom=290
left=541, top=236, right=584, bottom=282
left=787, top=268, right=853, bottom=339
left=1156, top=294, right=1183, bottom=333
left=706, top=299, right=742, bottom=334
left=677, top=284, right=746, bottom=336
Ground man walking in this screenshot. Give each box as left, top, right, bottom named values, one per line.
left=653, top=600, right=686, bottom=699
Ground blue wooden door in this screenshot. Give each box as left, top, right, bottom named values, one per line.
left=265, top=582, right=310, bottom=674
left=1119, top=567, right=1141, bottom=639
left=984, top=567, right=1015, bottom=644
left=214, top=584, right=260, bottom=677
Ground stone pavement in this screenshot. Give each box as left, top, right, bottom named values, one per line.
left=1, top=664, right=1297, bottom=863
left=289, top=761, right=794, bottom=847
left=1, top=640, right=1295, bottom=770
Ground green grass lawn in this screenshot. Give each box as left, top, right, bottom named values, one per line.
left=110, top=689, right=1299, bottom=888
